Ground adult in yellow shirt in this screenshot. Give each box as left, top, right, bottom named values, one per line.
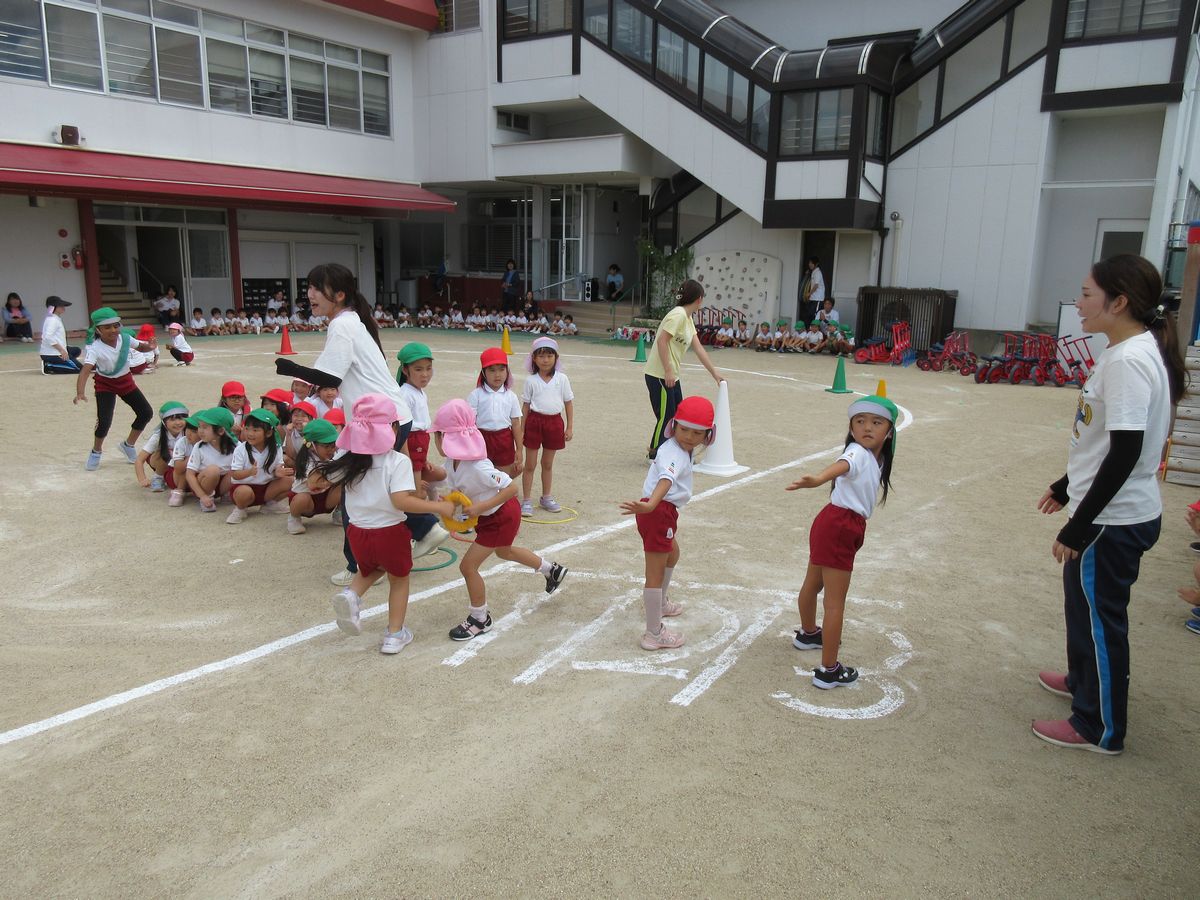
left=644, top=279, right=723, bottom=459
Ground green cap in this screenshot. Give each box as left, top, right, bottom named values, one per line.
left=839, top=323, right=853, bottom=334
left=776, top=319, right=787, bottom=326
left=303, top=419, right=339, bottom=445
left=184, top=414, right=201, bottom=428
left=722, top=317, right=733, bottom=324
left=159, top=400, right=188, bottom=419
left=196, top=407, right=235, bottom=431
left=810, top=320, right=822, bottom=327
left=397, top=342, right=433, bottom=365
left=90, top=307, right=121, bottom=327
left=848, top=395, right=898, bottom=423
left=245, top=407, right=279, bottom=429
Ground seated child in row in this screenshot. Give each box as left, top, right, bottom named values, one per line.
left=135, top=400, right=190, bottom=492
left=287, top=418, right=343, bottom=535
left=226, top=409, right=293, bottom=524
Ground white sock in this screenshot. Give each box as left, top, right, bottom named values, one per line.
left=469, top=604, right=488, bottom=622
left=662, top=566, right=675, bottom=602
left=643, top=588, right=663, bottom=633
left=537, top=559, right=551, bottom=576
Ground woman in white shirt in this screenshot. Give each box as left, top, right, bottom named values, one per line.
left=40, top=295, right=81, bottom=374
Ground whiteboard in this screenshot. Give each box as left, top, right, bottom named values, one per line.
left=1057, top=301, right=1108, bottom=354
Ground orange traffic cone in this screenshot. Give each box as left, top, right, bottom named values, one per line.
left=277, top=325, right=297, bottom=356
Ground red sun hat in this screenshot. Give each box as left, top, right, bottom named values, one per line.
left=292, top=401, right=318, bottom=420
left=222, top=380, right=247, bottom=398
left=136, top=323, right=156, bottom=340
left=477, top=347, right=513, bottom=389
left=665, top=395, right=716, bottom=445
left=323, top=408, right=346, bottom=426
left=261, top=388, right=293, bottom=405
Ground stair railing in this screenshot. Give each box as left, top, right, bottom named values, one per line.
left=132, top=258, right=166, bottom=298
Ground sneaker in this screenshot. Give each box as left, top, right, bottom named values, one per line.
left=330, top=568, right=355, bottom=587
left=261, top=499, right=288, bottom=514
left=225, top=507, right=247, bottom=524
left=412, top=522, right=449, bottom=558
left=118, top=441, right=138, bottom=464
left=1038, top=671, right=1072, bottom=698
left=331, top=508, right=343, bottom=526
left=449, top=613, right=492, bottom=641
left=85, top=450, right=102, bottom=471
left=539, top=495, right=562, bottom=513
left=287, top=515, right=307, bottom=535
left=149, top=474, right=166, bottom=492
left=1031, top=718, right=1121, bottom=755
left=812, top=663, right=859, bottom=689
left=167, top=489, right=184, bottom=508
left=1191, top=541, right=1200, bottom=555
left=544, top=562, right=568, bottom=594
left=198, top=494, right=217, bottom=512
left=380, top=626, right=413, bottom=655
left=521, top=498, right=534, bottom=517
left=331, top=588, right=362, bottom=635
left=792, top=627, right=823, bottom=650
left=640, top=625, right=685, bottom=651
left=1186, top=618, right=1200, bottom=636
left=661, top=599, right=683, bottom=617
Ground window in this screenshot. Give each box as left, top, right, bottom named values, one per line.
left=750, top=84, right=771, bottom=151
left=502, top=0, right=572, bottom=38
left=105, top=0, right=152, bottom=15
left=435, top=0, right=480, bottom=33
left=941, top=19, right=1004, bottom=115
left=153, top=1, right=198, bottom=28
left=1010, top=0, right=1053, bottom=68
left=582, top=0, right=608, bottom=42
left=362, top=72, right=389, bottom=135
left=245, top=22, right=284, bottom=47
left=187, top=229, right=228, bottom=278
left=702, top=55, right=749, bottom=128
left=327, top=65, right=361, bottom=131
left=104, top=14, right=155, bottom=98
left=866, top=90, right=886, bottom=158
left=46, top=4, right=103, bottom=91
left=290, top=56, right=326, bottom=125
left=655, top=26, right=699, bottom=100
left=1064, top=0, right=1181, bottom=39
left=0, top=0, right=46, bottom=81
left=155, top=27, right=203, bottom=106
left=249, top=48, right=287, bottom=118
left=612, top=0, right=651, bottom=70
left=780, top=88, right=851, bottom=155
left=497, top=110, right=531, bottom=132
left=206, top=39, right=249, bottom=113
left=891, top=69, right=937, bottom=152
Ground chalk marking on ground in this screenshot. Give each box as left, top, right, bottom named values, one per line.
left=512, top=591, right=641, bottom=685
left=669, top=602, right=788, bottom=706
left=440, top=588, right=558, bottom=667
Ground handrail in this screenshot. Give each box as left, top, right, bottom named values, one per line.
left=133, top=257, right=165, bottom=297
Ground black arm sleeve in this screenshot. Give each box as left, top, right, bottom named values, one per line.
left=275, top=357, right=342, bottom=388
left=1048, top=474, right=1069, bottom=506
left=1056, top=430, right=1144, bottom=551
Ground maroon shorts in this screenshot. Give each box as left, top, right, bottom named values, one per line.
left=808, top=503, right=867, bottom=571
left=636, top=499, right=679, bottom=553
left=233, top=482, right=271, bottom=506
left=406, top=429, right=430, bottom=474
left=94, top=372, right=137, bottom=396
left=165, top=466, right=190, bottom=492
left=475, top=496, right=521, bottom=548
left=524, top=410, right=565, bottom=451
left=482, top=427, right=516, bottom=467
left=170, top=349, right=194, bottom=364
left=348, top=521, right=413, bottom=578
left=288, top=489, right=332, bottom=516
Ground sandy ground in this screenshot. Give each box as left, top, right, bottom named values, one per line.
left=1, top=329, right=1198, bottom=898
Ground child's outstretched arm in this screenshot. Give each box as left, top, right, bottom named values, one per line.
left=787, top=459, right=850, bottom=491
left=73, top=363, right=94, bottom=404
left=391, top=491, right=457, bottom=520
left=620, top=477, right=671, bottom=515
left=458, top=482, right=517, bottom=517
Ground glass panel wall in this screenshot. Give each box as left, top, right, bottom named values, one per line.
left=655, top=25, right=699, bottom=100
left=612, top=0, right=651, bottom=70
left=0, top=0, right=45, bottom=81
left=866, top=90, right=885, bottom=158
left=750, top=84, right=771, bottom=151
left=46, top=4, right=103, bottom=90
left=779, top=88, right=850, bottom=155
left=1010, top=0, right=1052, bottom=68
left=1064, top=0, right=1181, bottom=39
left=104, top=14, right=155, bottom=97
left=941, top=19, right=1004, bottom=115
left=891, top=69, right=937, bottom=152
left=582, top=0, right=607, bottom=41
left=206, top=38, right=249, bottom=113
left=155, top=27, right=203, bottom=106
left=702, top=55, right=749, bottom=129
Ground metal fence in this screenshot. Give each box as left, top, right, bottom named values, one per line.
left=854, top=287, right=958, bottom=350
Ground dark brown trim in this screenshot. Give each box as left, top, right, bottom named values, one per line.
left=1060, top=28, right=1180, bottom=48
left=1000, top=7, right=1014, bottom=79
left=501, top=28, right=572, bottom=45
left=765, top=89, right=782, bottom=201
left=572, top=0, right=582, bottom=75
left=1043, top=0, right=1067, bottom=99
left=227, top=207, right=243, bottom=311
left=1042, top=82, right=1185, bottom=111
left=847, top=84, right=867, bottom=200
left=933, top=61, right=946, bottom=124
left=77, top=199, right=103, bottom=315
left=496, top=0, right=504, bottom=82
left=762, top=199, right=880, bottom=230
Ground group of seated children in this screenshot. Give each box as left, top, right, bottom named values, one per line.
left=368, top=301, right=579, bottom=336
left=711, top=299, right=854, bottom=356
left=184, top=306, right=329, bottom=337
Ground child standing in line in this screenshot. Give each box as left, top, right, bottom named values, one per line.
left=396, top=342, right=449, bottom=499
left=788, top=394, right=897, bottom=688
left=323, top=394, right=457, bottom=654
left=619, top=395, right=714, bottom=651
left=166, top=414, right=200, bottom=506
left=287, top=418, right=343, bottom=534
left=135, top=401, right=189, bottom=492
left=520, top=336, right=574, bottom=516
left=185, top=407, right=239, bottom=512
left=227, top=408, right=293, bottom=523
left=73, top=307, right=156, bottom=471
left=166, top=322, right=194, bottom=365
left=467, top=347, right=524, bottom=477
left=432, top=400, right=568, bottom=641
left=218, top=380, right=250, bottom=438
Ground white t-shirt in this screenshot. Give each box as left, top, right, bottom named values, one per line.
left=186, top=442, right=234, bottom=474
left=211, top=316, right=225, bottom=328
left=341, top=450, right=416, bottom=529
left=398, top=382, right=432, bottom=431
left=563, top=322, right=578, bottom=334
left=39, top=312, right=66, bottom=356
left=170, top=435, right=193, bottom=465
left=468, top=384, right=522, bottom=430
left=170, top=332, right=192, bottom=353
left=311, top=395, right=344, bottom=419
left=808, top=268, right=826, bottom=304
left=314, top=309, right=413, bottom=427
left=82, top=338, right=134, bottom=377
left=1066, top=331, right=1170, bottom=524
left=522, top=370, right=574, bottom=415
left=250, top=315, right=263, bottom=327
left=641, top=437, right=694, bottom=508
left=806, top=330, right=823, bottom=346
left=142, top=429, right=183, bottom=458
left=230, top=442, right=285, bottom=485
left=190, top=316, right=207, bottom=330
left=818, top=308, right=840, bottom=329
left=446, top=457, right=511, bottom=511
left=830, top=442, right=882, bottom=519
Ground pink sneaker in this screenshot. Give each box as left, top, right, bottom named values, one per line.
left=661, top=599, right=683, bottom=617
left=1031, top=719, right=1121, bottom=755
left=640, top=626, right=685, bottom=651
left=1038, top=671, right=1071, bottom=698
left=167, top=489, right=184, bottom=508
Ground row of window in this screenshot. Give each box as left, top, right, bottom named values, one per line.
left=1064, top=0, right=1182, bottom=39
left=0, top=0, right=391, bottom=135
left=433, top=0, right=480, bottom=34
left=502, top=0, right=572, bottom=39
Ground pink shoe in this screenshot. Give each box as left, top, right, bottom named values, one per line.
left=198, top=494, right=216, bottom=512
left=661, top=599, right=683, bottom=617
left=1038, top=671, right=1071, bottom=698
left=1031, top=719, right=1121, bottom=755
left=167, top=489, right=184, bottom=508
left=640, top=626, right=685, bottom=651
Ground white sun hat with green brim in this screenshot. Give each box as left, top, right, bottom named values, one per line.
left=847, top=395, right=897, bottom=423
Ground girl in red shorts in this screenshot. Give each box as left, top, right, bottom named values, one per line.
left=620, top=395, right=714, bottom=651
left=397, top=342, right=448, bottom=498
left=227, top=409, right=293, bottom=524
left=468, top=347, right=524, bottom=477
left=520, top=336, right=574, bottom=516
left=322, top=393, right=457, bottom=655
left=787, top=394, right=897, bottom=689
left=287, top=418, right=343, bottom=535
left=432, top=399, right=568, bottom=641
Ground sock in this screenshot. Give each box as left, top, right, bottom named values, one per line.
left=643, top=588, right=663, bottom=633
left=803, top=626, right=821, bottom=635
left=469, top=604, right=488, bottom=623
left=537, top=558, right=551, bottom=576
left=662, top=566, right=674, bottom=602
left=821, top=662, right=840, bottom=673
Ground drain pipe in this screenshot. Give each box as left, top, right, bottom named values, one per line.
left=887, top=211, right=903, bottom=286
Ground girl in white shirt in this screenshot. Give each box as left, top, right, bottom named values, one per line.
left=311, top=385, right=344, bottom=419
left=249, top=312, right=264, bottom=334
left=227, top=409, right=294, bottom=524
left=432, top=399, right=568, bottom=641
left=467, top=347, right=524, bottom=477
left=396, top=343, right=449, bottom=497
left=185, top=406, right=238, bottom=512
left=788, top=395, right=897, bottom=690
left=287, top=418, right=343, bottom=535
left=135, top=400, right=189, bottom=492
left=520, top=337, right=574, bottom=516
left=166, top=416, right=199, bottom=507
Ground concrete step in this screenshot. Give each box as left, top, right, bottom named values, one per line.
left=554, top=302, right=639, bottom=336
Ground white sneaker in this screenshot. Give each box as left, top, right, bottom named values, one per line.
left=225, top=507, right=247, bottom=524
left=286, top=515, right=307, bottom=534
left=167, top=489, right=184, bottom=508
left=411, top=522, right=449, bottom=558
left=520, top=498, right=534, bottom=517
left=149, top=474, right=166, bottom=492
left=330, top=568, right=355, bottom=587
left=331, top=588, right=362, bottom=635
left=118, top=441, right=138, bottom=464
left=331, top=507, right=343, bottom=526
left=640, top=626, right=685, bottom=651
left=261, top=499, right=288, bottom=514
left=380, top=626, right=413, bottom=655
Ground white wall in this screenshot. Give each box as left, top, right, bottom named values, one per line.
left=588, top=188, right=640, bottom=290
left=774, top=160, right=849, bottom=200
left=690, top=213, right=803, bottom=323
left=500, top=35, right=573, bottom=81
left=237, top=210, right=376, bottom=303
left=712, top=0, right=960, bottom=51
left=1055, top=38, right=1176, bottom=94
left=1050, top=109, right=1164, bottom=182
left=832, top=232, right=878, bottom=328
left=0, top=196, right=88, bottom=333
left=413, top=29, right=492, bottom=182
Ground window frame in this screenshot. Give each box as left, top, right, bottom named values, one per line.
left=1062, top=0, right=1183, bottom=43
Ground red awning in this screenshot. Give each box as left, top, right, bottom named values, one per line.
left=0, top=142, right=456, bottom=214
left=320, top=0, right=440, bottom=31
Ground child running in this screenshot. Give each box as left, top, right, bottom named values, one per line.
left=74, top=307, right=156, bottom=471
left=432, top=399, right=568, bottom=640
left=185, top=407, right=238, bottom=512
left=287, top=418, right=343, bottom=534
left=226, top=409, right=293, bottom=524
left=323, top=393, right=457, bottom=654
left=520, top=336, right=574, bottom=516
left=788, top=394, right=897, bottom=688
left=619, top=395, right=714, bottom=651
left=135, top=401, right=189, bottom=492
left=468, top=347, right=524, bottom=477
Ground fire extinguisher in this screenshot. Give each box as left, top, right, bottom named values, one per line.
left=72, top=246, right=84, bottom=269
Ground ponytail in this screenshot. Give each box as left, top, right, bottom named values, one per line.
left=1151, top=307, right=1187, bottom=406
left=677, top=279, right=704, bottom=308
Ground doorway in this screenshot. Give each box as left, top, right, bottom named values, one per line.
left=1094, top=219, right=1146, bottom=261
left=797, top=230, right=836, bottom=324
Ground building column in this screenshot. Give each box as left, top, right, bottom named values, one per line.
left=227, top=208, right=243, bottom=310
left=77, top=199, right=103, bottom=314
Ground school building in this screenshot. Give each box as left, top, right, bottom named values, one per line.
left=1, top=0, right=1198, bottom=335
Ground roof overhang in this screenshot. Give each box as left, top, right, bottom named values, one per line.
left=0, top=142, right=456, bottom=215
left=320, top=0, right=440, bottom=31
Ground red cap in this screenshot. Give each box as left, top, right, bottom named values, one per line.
left=293, top=401, right=318, bottom=420
left=261, top=388, right=293, bottom=405
left=222, top=380, right=247, bottom=398
left=480, top=347, right=508, bottom=368
left=323, top=408, right=346, bottom=426
left=136, top=324, right=156, bottom=340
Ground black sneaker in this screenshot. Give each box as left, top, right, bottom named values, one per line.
left=812, top=663, right=858, bottom=690
left=448, top=614, right=492, bottom=641
left=544, top=562, right=568, bottom=594
left=792, top=627, right=822, bottom=650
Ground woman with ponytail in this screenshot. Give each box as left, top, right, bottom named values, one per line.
left=1034, top=254, right=1185, bottom=755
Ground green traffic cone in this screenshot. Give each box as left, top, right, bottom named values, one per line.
left=631, top=332, right=647, bottom=363
left=825, top=355, right=853, bottom=394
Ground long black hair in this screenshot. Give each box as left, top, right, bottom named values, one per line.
left=241, top=418, right=278, bottom=473
left=155, top=414, right=185, bottom=464
left=319, top=450, right=374, bottom=491
left=308, top=263, right=382, bottom=353
left=209, top=426, right=237, bottom=456
left=677, top=279, right=704, bottom=308
left=842, top=428, right=895, bottom=505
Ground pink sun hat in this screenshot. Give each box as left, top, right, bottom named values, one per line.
left=525, top=335, right=563, bottom=374
left=336, top=393, right=399, bottom=455
left=431, top=399, right=487, bottom=461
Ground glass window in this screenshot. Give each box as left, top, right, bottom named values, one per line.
left=891, top=68, right=937, bottom=152
left=290, top=56, right=326, bottom=125
left=104, top=14, right=155, bottom=97
left=155, top=26, right=203, bottom=105
left=104, top=0, right=151, bottom=15
left=435, top=0, right=479, bottom=32
left=655, top=26, right=699, bottom=100
left=866, top=89, right=886, bottom=158
left=1065, top=0, right=1180, bottom=39
left=703, top=55, right=749, bottom=128
left=503, top=0, right=531, bottom=37
left=289, top=33, right=323, bottom=56
left=0, top=0, right=47, bottom=81
left=362, top=71, right=390, bottom=135
left=187, top=229, right=228, bottom=278
left=325, top=42, right=357, bottom=64
left=678, top=186, right=718, bottom=246
left=152, top=0, right=197, bottom=28
left=206, top=38, right=249, bottom=113
left=361, top=50, right=387, bottom=72
left=750, top=84, right=771, bottom=151
left=942, top=19, right=1004, bottom=115
left=535, top=0, right=572, bottom=33
left=1010, top=0, right=1052, bottom=69
left=780, top=91, right=816, bottom=155
left=813, top=87, right=852, bottom=151
left=612, top=0, right=651, bottom=70
left=327, top=65, right=360, bottom=131
left=185, top=208, right=225, bottom=224
left=582, top=0, right=608, bottom=42
left=1141, top=0, right=1182, bottom=28
left=202, top=11, right=243, bottom=38
left=46, top=4, right=103, bottom=90
left=249, top=48, right=286, bottom=118
left=245, top=21, right=283, bottom=46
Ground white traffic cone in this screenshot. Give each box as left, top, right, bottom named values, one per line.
left=694, top=380, right=749, bottom=477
